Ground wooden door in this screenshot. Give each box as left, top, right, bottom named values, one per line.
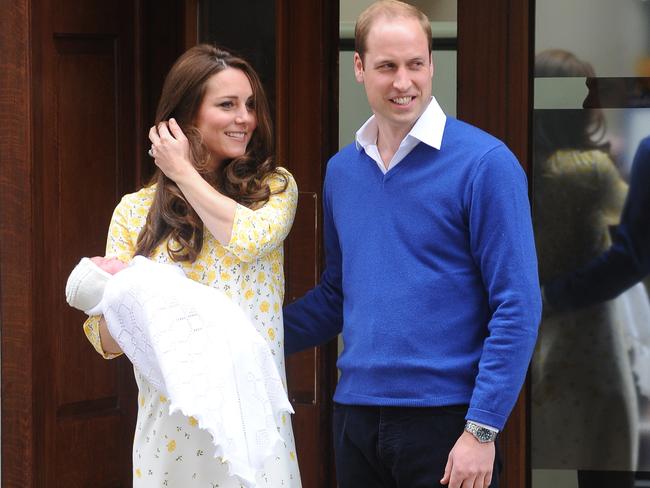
left=187, top=2, right=340, bottom=485
left=457, top=1, right=533, bottom=486
left=2, top=0, right=140, bottom=485
left=196, top=1, right=341, bottom=484
left=277, top=1, right=340, bottom=486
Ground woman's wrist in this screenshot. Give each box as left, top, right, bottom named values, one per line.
left=167, top=158, right=198, bottom=185
left=173, top=163, right=205, bottom=190
left=99, top=316, right=122, bottom=354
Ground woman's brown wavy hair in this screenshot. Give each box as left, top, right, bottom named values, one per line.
left=135, top=44, right=287, bottom=262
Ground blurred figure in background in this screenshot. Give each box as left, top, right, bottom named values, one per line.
left=531, top=49, right=639, bottom=488
left=543, top=135, right=650, bottom=310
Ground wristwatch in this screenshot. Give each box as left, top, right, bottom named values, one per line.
left=464, top=421, right=497, bottom=443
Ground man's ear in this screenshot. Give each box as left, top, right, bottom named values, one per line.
left=429, top=52, right=434, bottom=79
left=353, top=52, right=364, bottom=83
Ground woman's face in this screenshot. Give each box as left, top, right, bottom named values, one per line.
left=195, top=68, right=258, bottom=167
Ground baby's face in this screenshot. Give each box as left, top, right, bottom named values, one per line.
left=90, top=256, right=127, bottom=275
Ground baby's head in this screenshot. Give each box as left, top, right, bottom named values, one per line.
left=66, top=256, right=126, bottom=315
left=90, top=256, right=127, bottom=275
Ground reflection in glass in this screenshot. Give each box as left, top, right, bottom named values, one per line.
left=531, top=49, right=650, bottom=488
left=532, top=3, right=650, bottom=485
left=536, top=0, right=650, bottom=79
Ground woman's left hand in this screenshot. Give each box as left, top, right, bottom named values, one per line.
left=148, top=118, right=194, bottom=182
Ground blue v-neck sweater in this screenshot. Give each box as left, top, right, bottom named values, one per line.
left=284, top=117, right=541, bottom=429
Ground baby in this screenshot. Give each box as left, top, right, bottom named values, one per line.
left=65, top=256, right=127, bottom=315
left=65, top=255, right=294, bottom=487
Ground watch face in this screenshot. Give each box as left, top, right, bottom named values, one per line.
left=476, top=427, right=493, bottom=442
left=466, top=422, right=496, bottom=443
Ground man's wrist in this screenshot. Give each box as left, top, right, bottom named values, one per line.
left=470, top=421, right=499, bottom=434
left=464, top=420, right=498, bottom=443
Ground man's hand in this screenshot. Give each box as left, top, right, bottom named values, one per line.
left=440, top=431, right=495, bottom=488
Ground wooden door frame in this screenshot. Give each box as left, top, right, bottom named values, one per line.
left=457, top=1, right=534, bottom=487
left=1, top=0, right=35, bottom=485
left=276, top=1, right=340, bottom=486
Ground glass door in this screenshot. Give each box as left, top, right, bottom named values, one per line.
left=531, top=1, right=650, bottom=487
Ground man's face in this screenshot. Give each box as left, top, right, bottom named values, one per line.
left=354, top=16, right=433, bottom=134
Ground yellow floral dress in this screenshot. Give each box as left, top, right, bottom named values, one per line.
left=83, top=168, right=302, bottom=487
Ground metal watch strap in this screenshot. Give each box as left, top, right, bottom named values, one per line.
left=464, top=421, right=497, bottom=443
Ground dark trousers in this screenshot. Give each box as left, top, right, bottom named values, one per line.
left=333, top=403, right=501, bottom=488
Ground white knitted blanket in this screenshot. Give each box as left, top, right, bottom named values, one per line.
left=100, top=256, right=294, bottom=488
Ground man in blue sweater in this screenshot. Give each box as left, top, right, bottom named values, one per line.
left=283, top=1, right=541, bottom=487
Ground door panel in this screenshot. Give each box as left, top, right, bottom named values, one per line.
left=1, top=1, right=36, bottom=484
left=276, top=1, right=339, bottom=486
left=48, top=36, right=134, bottom=486
left=15, top=0, right=138, bottom=486
left=55, top=37, right=121, bottom=406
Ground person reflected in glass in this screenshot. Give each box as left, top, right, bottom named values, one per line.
left=531, top=49, right=637, bottom=488
left=543, top=135, right=650, bottom=309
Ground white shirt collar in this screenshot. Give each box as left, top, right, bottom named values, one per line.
left=355, top=96, right=447, bottom=152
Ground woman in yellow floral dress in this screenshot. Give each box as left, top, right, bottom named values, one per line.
left=82, top=44, right=301, bottom=487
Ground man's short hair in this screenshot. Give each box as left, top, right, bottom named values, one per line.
left=354, top=0, right=432, bottom=62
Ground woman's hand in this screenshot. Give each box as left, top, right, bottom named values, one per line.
left=148, top=118, right=195, bottom=182
left=149, top=118, right=237, bottom=245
